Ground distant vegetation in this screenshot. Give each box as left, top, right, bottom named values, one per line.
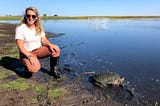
left=0, top=15, right=160, bottom=20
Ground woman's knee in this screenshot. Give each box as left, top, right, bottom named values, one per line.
left=51, top=46, right=60, bottom=57
left=28, top=65, right=41, bottom=73
left=24, top=59, right=41, bottom=73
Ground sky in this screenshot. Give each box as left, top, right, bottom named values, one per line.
left=0, top=0, right=160, bottom=16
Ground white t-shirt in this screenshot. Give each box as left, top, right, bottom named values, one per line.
left=15, top=24, right=45, bottom=51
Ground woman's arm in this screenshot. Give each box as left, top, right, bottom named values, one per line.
left=41, top=36, right=60, bottom=57
left=41, top=36, right=52, bottom=47
left=16, top=39, right=40, bottom=66
left=16, top=39, right=31, bottom=58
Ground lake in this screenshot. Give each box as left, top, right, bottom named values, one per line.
left=43, top=18, right=160, bottom=103
left=2, top=18, right=160, bottom=103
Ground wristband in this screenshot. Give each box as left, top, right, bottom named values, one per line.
left=27, top=55, right=32, bottom=59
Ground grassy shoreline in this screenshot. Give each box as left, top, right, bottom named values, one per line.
left=0, top=23, right=68, bottom=105
left=0, top=15, right=160, bottom=20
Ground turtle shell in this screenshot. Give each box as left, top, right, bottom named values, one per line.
left=92, top=71, right=124, bottom=87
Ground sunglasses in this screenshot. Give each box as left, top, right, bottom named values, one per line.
left=26, top=14, right=37, bottom=19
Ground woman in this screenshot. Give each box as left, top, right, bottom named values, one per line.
left=15, top=7, right=62, bottom=78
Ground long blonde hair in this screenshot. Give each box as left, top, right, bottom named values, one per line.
left=18, top=7, right=44, bottom=35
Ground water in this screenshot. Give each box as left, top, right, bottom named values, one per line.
left=2, top=19, right=160, bottom=103
left=43, top=19, right=160, bottom=103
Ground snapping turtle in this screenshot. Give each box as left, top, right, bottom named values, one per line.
left=90, top=71, right=135, bottom=102
left=91, top=71, right=125, bottom=88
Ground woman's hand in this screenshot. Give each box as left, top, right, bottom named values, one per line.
left=49, top=43, right=60, bottom=57
left=28, top=54, right=40, bottom=66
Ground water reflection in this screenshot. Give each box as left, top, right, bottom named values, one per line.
left=88, top=18, right=109, bottom=30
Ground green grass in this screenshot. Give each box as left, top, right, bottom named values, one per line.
left=35, top=85, right=47, bottom=93
left=48, top=88, right=67, bottom=100
left=0, top=33, right=11, bottom=37
left=0, top=78, right=30, bottom=90
left=0, top=73, right=6, bottom=80
left=0, top=15, right=160, bottom=20
left=0, top=68, right=16, bottom=78
left=0, top=43, right=19, bottom=59
left=0, top=16, right=21, bottom=20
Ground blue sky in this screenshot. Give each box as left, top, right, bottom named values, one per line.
left=0, top=0, right=160, bottom=16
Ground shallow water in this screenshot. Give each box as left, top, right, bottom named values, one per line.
left=43, top=19, right=160, bottom=103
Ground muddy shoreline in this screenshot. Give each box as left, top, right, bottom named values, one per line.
left=0, top=22, right=154, bottom=106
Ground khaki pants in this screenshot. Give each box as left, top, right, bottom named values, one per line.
left=20, top=46, right=54, bottom=73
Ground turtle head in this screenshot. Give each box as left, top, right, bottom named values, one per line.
left=113, top=77, right=125, bottom=85
left=119, top=77, right=125, bottom=84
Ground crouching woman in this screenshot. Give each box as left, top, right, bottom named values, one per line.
left=15, top=7, right=62, bottom=78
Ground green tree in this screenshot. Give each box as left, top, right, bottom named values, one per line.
left=43, top=14, right=47, bottom=19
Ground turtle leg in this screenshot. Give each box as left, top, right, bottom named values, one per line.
left=94, top=81, right=105, bottom=88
